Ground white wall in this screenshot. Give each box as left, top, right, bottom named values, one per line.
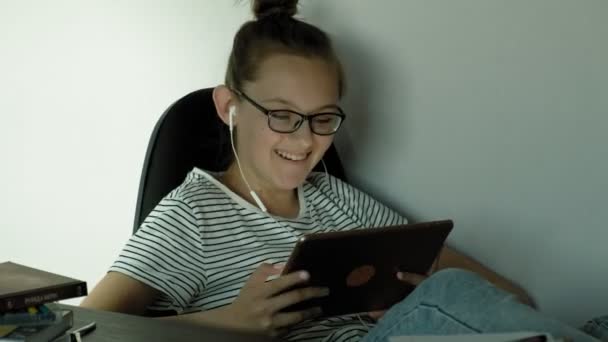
left=302, top=0, right=608, bottom=326
left=1, top=0, right=606, bottom=327
left=0, top=0, right=250, bottom=302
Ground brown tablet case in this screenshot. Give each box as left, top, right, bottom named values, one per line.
left=281, top=220, right=453, bottom=316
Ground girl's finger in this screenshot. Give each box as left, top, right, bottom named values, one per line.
left=397, top=271, right=427, bottom=286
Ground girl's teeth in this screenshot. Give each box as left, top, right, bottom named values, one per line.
left=276, top=150, right=306, bottom=161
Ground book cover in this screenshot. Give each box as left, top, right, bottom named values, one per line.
left=0, top=309, right=73, bottom=342
left=0, top=262, right=87, bottom=312
left=0, top=305, right=56, bottom=326
left=388, top=332, right=556, bottom=342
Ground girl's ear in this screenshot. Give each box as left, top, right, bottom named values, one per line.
left=212, top=85, right=237, bottom=127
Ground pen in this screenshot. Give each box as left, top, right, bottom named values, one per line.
left=70, top=321, right=96, bottom=342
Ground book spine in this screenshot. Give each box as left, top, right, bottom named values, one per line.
left=0, top=283, right=87, bottom=312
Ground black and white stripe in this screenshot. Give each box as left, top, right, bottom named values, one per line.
left=110, top=168, right=407, bottom=341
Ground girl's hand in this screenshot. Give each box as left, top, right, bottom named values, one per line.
left=221, top=263, right=330, bottom=337
left=368, top=271, right=430, bottom=321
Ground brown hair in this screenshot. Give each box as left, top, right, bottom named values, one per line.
left=225, top=0, right=346, bottom=97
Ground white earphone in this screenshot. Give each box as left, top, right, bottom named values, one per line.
left=227, top=105, right=268, bottom=212
left=228, top=105, right=236, bottom=131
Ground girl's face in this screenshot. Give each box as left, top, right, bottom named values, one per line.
left=233, top=53, right=340, bottom=192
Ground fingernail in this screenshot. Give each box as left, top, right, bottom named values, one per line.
left=396, top=272, right=404, bottom=280
left=273, top=263, right=285, bottom=269
left=299, top=271, right=310, bottom=280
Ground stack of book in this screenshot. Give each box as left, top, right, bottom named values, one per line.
left=0, top=262, right=87, bottom=341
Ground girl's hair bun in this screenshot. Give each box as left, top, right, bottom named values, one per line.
left=252, top=0, right=298, bottom=20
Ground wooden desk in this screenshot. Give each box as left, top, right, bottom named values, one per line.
left=50, top=304, right=279, bottom=342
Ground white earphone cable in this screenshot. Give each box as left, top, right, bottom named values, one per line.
left=229, top=110, right=368, bottom=325
left=229, top=111, right=268, bottom=213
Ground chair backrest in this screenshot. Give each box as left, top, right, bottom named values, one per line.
left=133, top=88, right=347, bottom=233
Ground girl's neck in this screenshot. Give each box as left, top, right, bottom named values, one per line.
left=220, top=163, right=300, bottom=218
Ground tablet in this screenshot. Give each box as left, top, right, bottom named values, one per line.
left=280, top=219, right=453, bottom=317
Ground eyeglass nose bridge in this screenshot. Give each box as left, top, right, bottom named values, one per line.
left=295, top=114, right=315, bottom=133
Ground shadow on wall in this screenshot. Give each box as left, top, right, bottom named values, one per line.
left=332, top=36, right=373, bottom=167
left=303, top=1, right=416, bottom=215
left=334, top=36, right=414, bottom=178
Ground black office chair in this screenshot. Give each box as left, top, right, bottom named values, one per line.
left=133, top=87, right=347, bottom=233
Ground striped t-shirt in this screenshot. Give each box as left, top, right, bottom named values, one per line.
left=110, top=167, right=408, bottom=341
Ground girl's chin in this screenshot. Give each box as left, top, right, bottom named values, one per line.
left=271, top=171, right=310, bottom=190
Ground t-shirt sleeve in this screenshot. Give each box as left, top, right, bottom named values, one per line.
left=315, top=173, right=408, bottom=228
left=109, top=195, right=206, bottom=312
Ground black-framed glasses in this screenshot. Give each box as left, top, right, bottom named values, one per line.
left=232, top=89, right=346, bottom=135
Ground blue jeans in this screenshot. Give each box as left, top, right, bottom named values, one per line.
left=362, top=268, right=598, bottom=342
left=581, top=315, right=608, bottom=341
